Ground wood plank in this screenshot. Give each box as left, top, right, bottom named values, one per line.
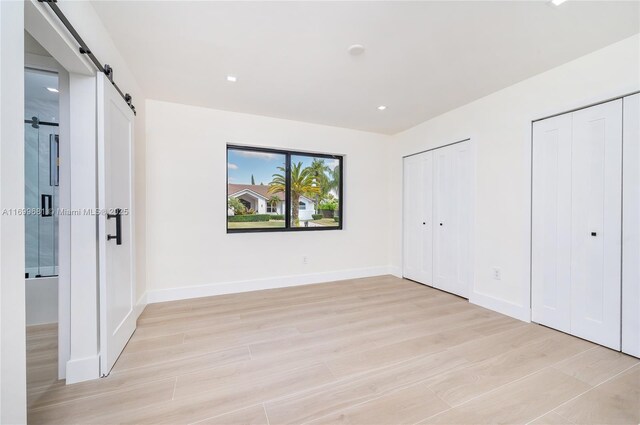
left=422, top=369, right=591, bottom=424
left=553, top=365, right=640, bottom=425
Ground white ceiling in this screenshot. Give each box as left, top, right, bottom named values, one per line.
left=25, top=68, right=59, bottom=123
left=91, top=1, right=639, bottom=134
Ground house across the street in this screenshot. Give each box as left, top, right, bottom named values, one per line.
left=227, top=184, right=316, bottom=220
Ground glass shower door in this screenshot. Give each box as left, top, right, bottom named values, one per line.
left=25, top=120, right=59, bottom=277
left=25, top=122, right=40, bottom=277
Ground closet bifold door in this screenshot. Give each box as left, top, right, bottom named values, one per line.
left=403, top=152, right=433, bottom=285
left=433, top=141, right=471, bottom=298
left=571, top=99, right=622, bottom=350
left=403, top=155, right=421, bottom=282
left=532, top=113, right=572, bottom=334
left=622, top=93, right=640, bottom=357
left=419, top=152, right=434, bottom=284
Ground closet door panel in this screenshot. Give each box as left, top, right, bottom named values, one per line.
left=433, top=141, right=471, bottom=298
left=623, top=93, right=640, bottom=357
left=434, top=147, right=455, bottom=292
left=531, top=113, right=572, bottom=333
left=419, top=152, right=434, bottom=284
left=571, top=99, right=622, bottom=350
left=452, top=142, right=472, bottom=298
left=403, top=155, right=422, bottom=282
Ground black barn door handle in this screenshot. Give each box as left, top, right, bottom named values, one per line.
left=107, top=208, right=122, bottom=245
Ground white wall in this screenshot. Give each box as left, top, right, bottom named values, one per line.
left=26, top=278, right=58, bottom=326
left=0, top=1, right=27, bottom=422
left=390, top=34, right=640, bottom=321
left=144, top=100, right=392, bottom=301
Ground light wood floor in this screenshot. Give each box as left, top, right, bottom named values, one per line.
left=27, top=276, right=639, bottom=424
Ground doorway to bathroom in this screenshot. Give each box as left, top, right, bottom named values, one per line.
left=25, top=68, right=59, bottom=280
left=23, top=37, right=67, bottom=396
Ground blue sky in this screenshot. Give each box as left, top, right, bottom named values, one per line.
left=228, top=149, right=339, bottom=186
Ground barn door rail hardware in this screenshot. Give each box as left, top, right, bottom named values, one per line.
left=37, top=0, right=137, bottom=115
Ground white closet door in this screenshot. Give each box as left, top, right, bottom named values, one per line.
left=403, top=152, right=433, bottom=285
left=419, top=152, right=434, bottom=284
left=433, top=141, right=471, bottom=298
left=531, top=113, right=572, bottom=333
left=434, top=146, right=455, bottom=292
left=403, top=155, right=422, bottom=282
left=571, top=99, right=622, bottom=350
left=451, top=142, right=472, bottom=297
left=622, top=93, right=640, bottom=357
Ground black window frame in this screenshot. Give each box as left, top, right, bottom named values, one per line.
left=227, top=145, right=343, bottom=233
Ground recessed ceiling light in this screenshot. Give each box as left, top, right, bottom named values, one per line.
left=46, top=87, right=59, bottom=93
left=348, top=44, right=365, bottom=56
left=550, top=0, right=567, bottom=5
left=377, top=105, right=387, bottom=111
left=226, top=75, right=237, bottom=83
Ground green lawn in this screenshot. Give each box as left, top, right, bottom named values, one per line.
left=227, top=220, right=286, bottom=229
left=228, top=218, right=338, bottom=229
left=309, top=218, right=339, bottom=227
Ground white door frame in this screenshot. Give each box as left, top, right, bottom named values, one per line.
left=401, top=138, right=476, bottom=299
left=25, top=0, right=102, bottom=384
left=1, top=3, right=28, bottom=422
left=24, top=52, right=72, bottom=380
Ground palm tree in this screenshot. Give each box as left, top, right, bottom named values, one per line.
left=327, top=164, right=341, bottom=218
left=269, top=162, right=320, bottom=226
left=328, top=164, right=340, bottom=193
left=308, top=158, right=330, bottom=213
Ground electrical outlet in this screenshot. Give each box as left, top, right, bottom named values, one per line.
left=303, top=256, right=308, bottom=265
left=493, top=267, right=502, bottom=280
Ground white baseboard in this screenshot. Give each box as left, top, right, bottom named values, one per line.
left=134, top=293, right=147, bottom=319
left=387, top=265, right=402, bottom=278
left=65, top=355, right=100, bottom=384
left=146, top=266, right=394, bottom=304
left=469, top=291, right=531, bottom=323
left=143, top=267, right=532, bottom=327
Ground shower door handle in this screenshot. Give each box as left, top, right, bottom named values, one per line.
left=107, top=208, right=122, bottom=245
left=41, top=194, right=53, bottom=217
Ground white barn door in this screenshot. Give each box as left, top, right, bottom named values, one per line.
left=531, top=113, right=572, bottom=334
left=97, top=72, right=137, bottom=376
left=570, top=100, right=622, bottom=350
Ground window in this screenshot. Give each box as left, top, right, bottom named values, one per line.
left=227, top=146, right=343, bottom=232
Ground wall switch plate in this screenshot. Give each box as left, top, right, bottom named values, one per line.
left=303, top=256, right=308, bottom=264
left=493, top=267, right=501, bottom=280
